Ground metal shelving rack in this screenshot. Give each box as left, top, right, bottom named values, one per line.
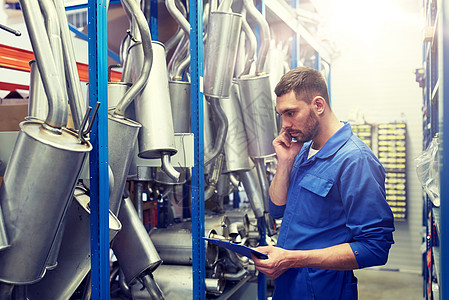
left=421, top=0, right=449, bottom=299
left=87, top=1, right=110, bottom=299
left=82, top=0, right=333, bottom=298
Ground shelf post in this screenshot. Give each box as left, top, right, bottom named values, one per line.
left=190, top=1, right=206, bottom=299
left=88, top=0, right=110, bottom=299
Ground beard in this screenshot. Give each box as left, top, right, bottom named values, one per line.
left=287, top=109, right=319, bottom=143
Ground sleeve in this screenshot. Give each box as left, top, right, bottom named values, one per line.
left=269, top=198, right=286, bottom=219
left=339, top=155, right=395, bottom=269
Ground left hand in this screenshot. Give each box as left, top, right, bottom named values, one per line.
left=251, top=245, right=292, bottom=279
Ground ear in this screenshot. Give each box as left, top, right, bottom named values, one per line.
left=312, top=96, right=326, bottom=115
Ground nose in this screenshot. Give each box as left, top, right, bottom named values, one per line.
left=282, top=116, right=291, bottom=130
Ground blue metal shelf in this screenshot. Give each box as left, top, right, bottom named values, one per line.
left=87, top=0, right=110, bottom=299
left=189, top=1, right=206, bottom=299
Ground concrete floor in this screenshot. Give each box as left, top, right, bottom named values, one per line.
left=356, top=269, right=424, bottom=300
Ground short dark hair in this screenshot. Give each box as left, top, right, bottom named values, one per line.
left=274, top=66, right=330, bottom=106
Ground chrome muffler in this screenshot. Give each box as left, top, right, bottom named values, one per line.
left=0, top=120, right=91, bottom=284
left=220, top=82, right=252, bottom=173
left=239, top=167, right=264, bottom=218
left=27, top=186, right=121, bottom=300
left=129, top=41, right=180, bottom=181
left=112, top=197, right=162, bottom=285
left=204, top=11, right=242, bottom=98
left=153, top=265, right=225, bottom=299
left=108, top=116, right=141, bottom=214
left=169, top=80, right=191, bottom=133
left=238, top=74, right=276, bottom=158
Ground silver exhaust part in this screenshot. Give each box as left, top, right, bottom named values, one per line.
left=203, top=11, right=242, bottom=98
left=220, top=82, right=252, bottom=173
left=18, top=0, right=67, bottom=130
left=169, top=80, right=191, bottom=133
left=108, top=115, right=141, bottom=215
left=114, top=0, right=153, bottom=118
left=53, top=0, right=87, bottom=130
left=112, top=197, right=162, bottom=285
left=28, top=60, right=48, bottom=121
left=153, top=265, right=225, bottom=298
left=238, top=74, right=276, bottom=158
left=239, top=167, right=264, bottom=218
left=27, top=186, right=122, bottom=300
left=0, top=120, right=91, bottom=284
left=130, top=41, right=180, bottom=181
left=243, top=0, right=270, bottom=75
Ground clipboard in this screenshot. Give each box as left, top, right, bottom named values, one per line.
left=202, top=237, right=268, bottom=259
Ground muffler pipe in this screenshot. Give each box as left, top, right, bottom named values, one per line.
left=165, top=0, right=190, bottom=36
left=19, top=0, right=67, bottom=130
left=140, top=273, right=165, bottom=300
left=239, top=8, right=256, bottom=76
left=53, top=0, right=87, bottom=129
left=223, top=268, right=248, bottom=281
left=112, top=197, right=162, bottom=285
left=153, top=265, right=225, bottom=298
left=169, top=80, right=191, bottom=133
left=0, top=119, right=91, bottom=284
left=243, top=0, right=270, bottom=75
left=239, top=167, right=264, bottom=218
left=108, top=115, right=141, bottom=215
left=204, top=99, right=228, bottom=166
left=130, top=42, right=179, bottom=181
left=28, top=60, right=48, bottom=121
left=203, top=11, right=242, bottom=98
left=26, top=186, right=122, bottom=300
left=219, top=82, right=251, bottom=173
left=114, top=0, right=153, bottom=119
left=238, top=74, right=276, bottom=158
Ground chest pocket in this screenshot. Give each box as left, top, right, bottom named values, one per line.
left=293, top=173, right=334, bottom=227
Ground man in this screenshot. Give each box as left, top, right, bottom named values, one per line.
left=252, top=67, right=395, bottom=299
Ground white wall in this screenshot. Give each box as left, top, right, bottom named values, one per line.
left=316, top=0, right=424, bottom=273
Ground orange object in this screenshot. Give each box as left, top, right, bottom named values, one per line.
left=0, top=44, right=122, bottom=84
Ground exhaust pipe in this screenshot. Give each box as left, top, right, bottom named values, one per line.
left=53, top=0, right=87, bottom=129
left=19, top=0, right=67, bottom=131
left=27, top=186, right=122, bottom=300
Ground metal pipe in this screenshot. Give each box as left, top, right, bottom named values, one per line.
left=114, top=0, right=153, bottom=117
left=19, top=0, right=67, bottom=130
left=165, top=0, right=190, bottom=37
left=205, top=99, right=229, bottom=166
left=161, top=152, right=180, bottom=182
left=39, top=0, right=66, bottom=103
left=254, top=157, right=269, bottom=211
left=217, top=0, right=233, bottom=12
left=165, top=27, right=184, bottom=55
left=140, top=273, right=165, bottom=300
left=53, top=0, right=87, bottom=130
left=120, top=34, right=132, bottom=82
left=134, top=181, right=145, bottom=220
left=243, top=0, right=270, bottom=75
left=164, top=0, right=187, bottom=54
left=239, top=168, right=264, bottom=218
left=119, top=269, right=132, bottom=298
left=223, top=268, right=248, bottom=281
left=240, top=8, right=256, bottom=76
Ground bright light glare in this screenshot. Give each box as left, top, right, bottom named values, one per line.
left=324, top=0, right=405, bottom=39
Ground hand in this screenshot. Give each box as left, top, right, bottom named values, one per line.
left=251, top=245, right=292, bottom=279
left=273, top=129, right=303, bottom=165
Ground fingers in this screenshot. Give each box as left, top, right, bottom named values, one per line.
left=273, top=130, right=293, bottom=148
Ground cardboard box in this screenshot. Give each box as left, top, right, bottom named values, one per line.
left=0, top=95, right=28, bottom=132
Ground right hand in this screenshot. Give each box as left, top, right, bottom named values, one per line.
left=273, top=128, right=303, bottom=165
